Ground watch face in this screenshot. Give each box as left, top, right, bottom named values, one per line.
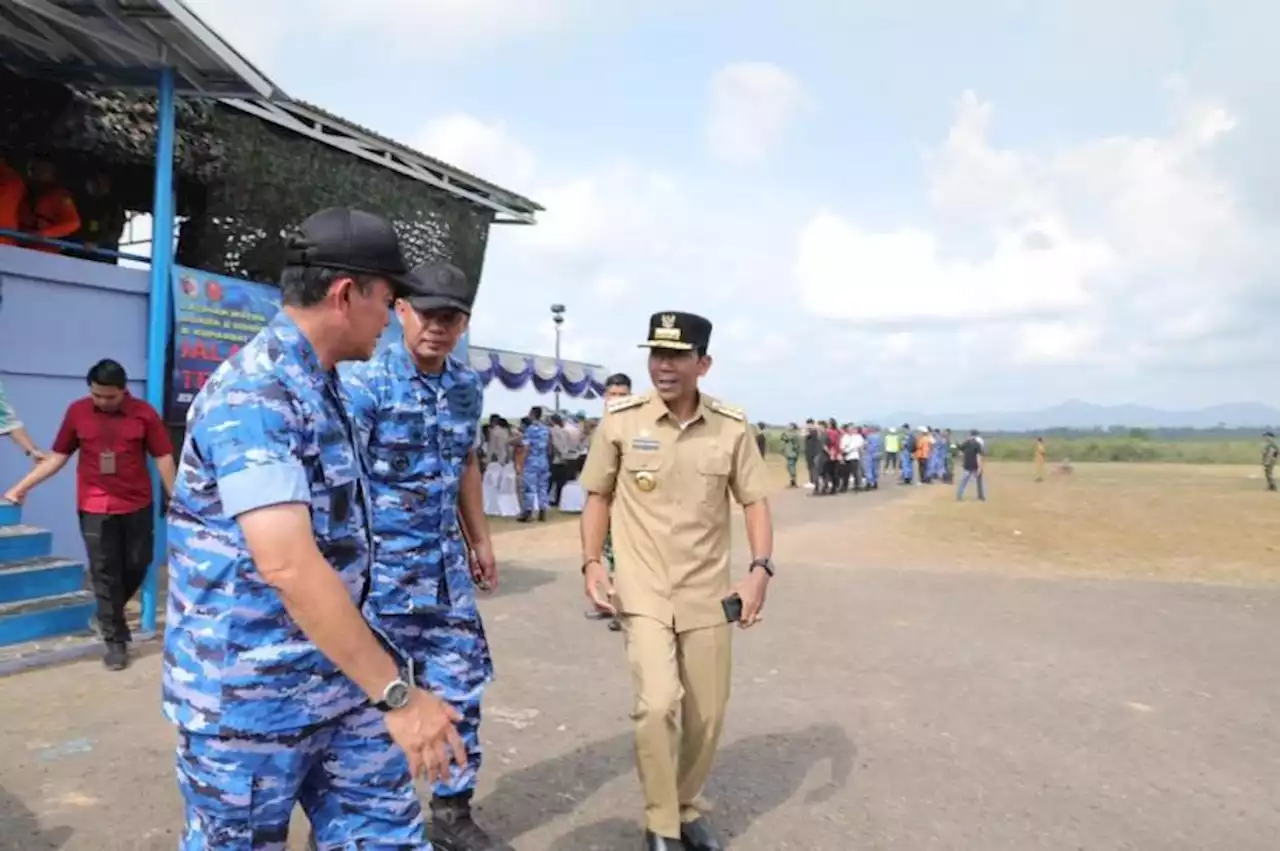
left=385, top=681, right=411, bottom=710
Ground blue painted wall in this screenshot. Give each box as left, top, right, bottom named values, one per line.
left=0, top=246, right=151, bottom=564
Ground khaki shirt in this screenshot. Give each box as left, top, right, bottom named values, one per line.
left=580, top=391, right=770, bottom=632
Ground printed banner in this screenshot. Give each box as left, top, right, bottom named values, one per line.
left=166, top=268, right=475, bottom=424
left=167, top=267, right=280, bottom=423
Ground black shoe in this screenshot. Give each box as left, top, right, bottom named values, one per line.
left=537, top=509, right=547, bottom=522
left=430, top=793, right=512, bottom=851
left=608, top=617, right=622, bottom=632
left=103, top=642, right=128, bottom=671
left=643, top=831, right=685, bottom=850
left=516, top=513, right=531, bottom=523
left=679, top=818, right=724, bottom=851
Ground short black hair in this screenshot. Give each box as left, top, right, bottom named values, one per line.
left=279, top=265, right=378, bottom=308
left=530, top=405, right=543, bottom=419
left=86, top=358, right=127, bottom=388
left=605, top=372, right=632, bottom=390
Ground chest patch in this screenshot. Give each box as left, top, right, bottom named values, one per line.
left=631, top=437, right=661, bottom=452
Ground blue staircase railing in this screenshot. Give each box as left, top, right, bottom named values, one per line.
left=0, top=502, right=95, bottom=647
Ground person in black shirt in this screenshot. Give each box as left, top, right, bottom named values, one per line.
left=957, top=429, right=986, bottom=501
left=803, top=419, right=823, bottom=490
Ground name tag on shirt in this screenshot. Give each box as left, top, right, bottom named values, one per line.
left=631, top=437, right=661, bottom=452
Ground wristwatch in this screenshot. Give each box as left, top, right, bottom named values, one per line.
left=749, top=557, right=775, bottom=577
left=373, top=677, right=412, bottom=712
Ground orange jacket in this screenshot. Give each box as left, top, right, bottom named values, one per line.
left=27, top=185, right=81, bottom=252
left=915, top=434, right=932, bottom=460
left=0, top=162, right=25, bottom=247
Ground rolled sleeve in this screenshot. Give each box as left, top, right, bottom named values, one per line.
left=730, top=423, right=771, bottom=506
left=579, top=420, right=620, bottom=496
left=197, top=383, right=310, bottom=518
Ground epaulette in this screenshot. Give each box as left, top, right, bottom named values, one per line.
left=707, top=399, right=746, bottom=422
left=606, top=393, right=648, bottom=415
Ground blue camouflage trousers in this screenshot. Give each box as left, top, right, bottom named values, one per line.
left=375, top=611, right=495, bottom=799
left=522, top=462, right=551, bottom=513
left=176, top=705, right=428, bottom=850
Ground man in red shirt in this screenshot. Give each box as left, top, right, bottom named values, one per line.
left=3, top=359, right=176, bottom=670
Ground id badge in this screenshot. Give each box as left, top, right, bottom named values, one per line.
left=99, top=451, right=117, bottom=475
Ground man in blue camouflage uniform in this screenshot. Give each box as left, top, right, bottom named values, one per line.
left=343, top=261, right=510, bottom=851
left=164, top=208, right=466, bottom=851
left=518, top=406, right=552, bottom=522
left=863, top=426, right=880, bottom=489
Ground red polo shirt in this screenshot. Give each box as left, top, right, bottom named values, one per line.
left=51, top=394, right=173, bottom=515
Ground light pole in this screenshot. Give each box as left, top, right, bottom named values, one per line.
left=551, top=304, right=566, bottom=413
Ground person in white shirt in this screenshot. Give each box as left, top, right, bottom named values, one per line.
left=840, top=424, right=866, bottom=492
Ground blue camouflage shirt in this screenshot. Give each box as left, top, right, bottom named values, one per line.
left=343, top=343, right=483, bottom=617
left=523, top=421, right=551, bottom=468
left=163, top=312, right=373, bottom=737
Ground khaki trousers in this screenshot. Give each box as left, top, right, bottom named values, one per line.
left=624, top=614, right=732, bottom=838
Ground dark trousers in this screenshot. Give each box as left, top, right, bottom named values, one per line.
left=79, top=505, right=153, bottom=644
left=549, top=462, right=571, bottom=505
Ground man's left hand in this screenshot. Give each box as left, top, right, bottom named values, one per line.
left=731, top=568, right=770, bottom=629
left=470, top=542, right=498, bottom=592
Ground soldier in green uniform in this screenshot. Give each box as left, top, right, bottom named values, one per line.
left=780, top=423, right=801, bottom=487
left=1263, top=431, right=1278, bottom=492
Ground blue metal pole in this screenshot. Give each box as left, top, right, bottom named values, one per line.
left=141, top=66, right=177, bottom=638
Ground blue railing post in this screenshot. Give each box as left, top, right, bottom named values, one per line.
left=141, top=66, right=177, bottom=637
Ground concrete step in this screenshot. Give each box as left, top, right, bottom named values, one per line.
left=0, top=525, right=53, bottom=563
left=0, top=557, right=86, bottom=605
left=0, top=501, right=20, bottom=527
left=0, top=591, right=95, bottom=647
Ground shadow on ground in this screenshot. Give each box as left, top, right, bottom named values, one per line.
left=477, top=722, right=855, bottom=847
left=0, top=784, right=73, bottom=851
left=487, top=564, right=559, bottom=599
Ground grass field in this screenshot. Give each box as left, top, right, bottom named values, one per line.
left=849, top=461, right=1280, bottom=585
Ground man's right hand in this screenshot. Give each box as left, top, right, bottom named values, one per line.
left=382, top=688, right=467, bottom=785
left=583, top=560, right=616, bottom=615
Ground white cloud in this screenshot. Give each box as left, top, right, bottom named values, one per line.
left=414, top=114, right=537, bottom=191
left=705, top=62, right=808, bottom=165
left=187, top=0, right=578, bottom=67
left=794, top=87, right=1274, bottom=380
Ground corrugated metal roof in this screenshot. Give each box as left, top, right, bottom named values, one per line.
left=0, top=0, right=282, bottom=98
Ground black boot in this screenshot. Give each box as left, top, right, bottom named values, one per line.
left=643, top=830, right=685, bottom=850
left=103, top=642, right=128, bottom=671
left=430, top=792, right=511, bottom=851
left=537, top=508, right=547, bottom=522
left=516, top=513, right=531, bottom=523
left=679, top=818, right=724, bottom=851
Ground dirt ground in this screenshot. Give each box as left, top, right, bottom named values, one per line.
left=820, top=461, right=1280, bottom=584
left=2, top=461, right=1279, bottom=850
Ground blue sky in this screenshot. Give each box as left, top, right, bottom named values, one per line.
left=190, top=0, right=1279, bottom=422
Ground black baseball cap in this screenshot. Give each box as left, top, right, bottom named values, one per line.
left=640, top=311, right=712, bottom=351
left=404, top=261, right=476, bottom=315
left=283, top=207, right=410, bottom=291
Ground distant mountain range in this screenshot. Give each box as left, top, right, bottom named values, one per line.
left=877, top=400, right=1280, bottom=431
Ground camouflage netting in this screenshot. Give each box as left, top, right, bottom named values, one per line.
left=181, top=106, right=493, bottom=285
left=0, top=66, right=494, bottom=285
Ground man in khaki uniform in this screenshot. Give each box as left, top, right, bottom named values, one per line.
left=579, top=311, right=776, bottom=851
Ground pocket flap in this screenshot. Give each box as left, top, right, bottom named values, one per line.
left=623, top=453, right=663, bottom=472
left=698, top=453, right=731, bottom=475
